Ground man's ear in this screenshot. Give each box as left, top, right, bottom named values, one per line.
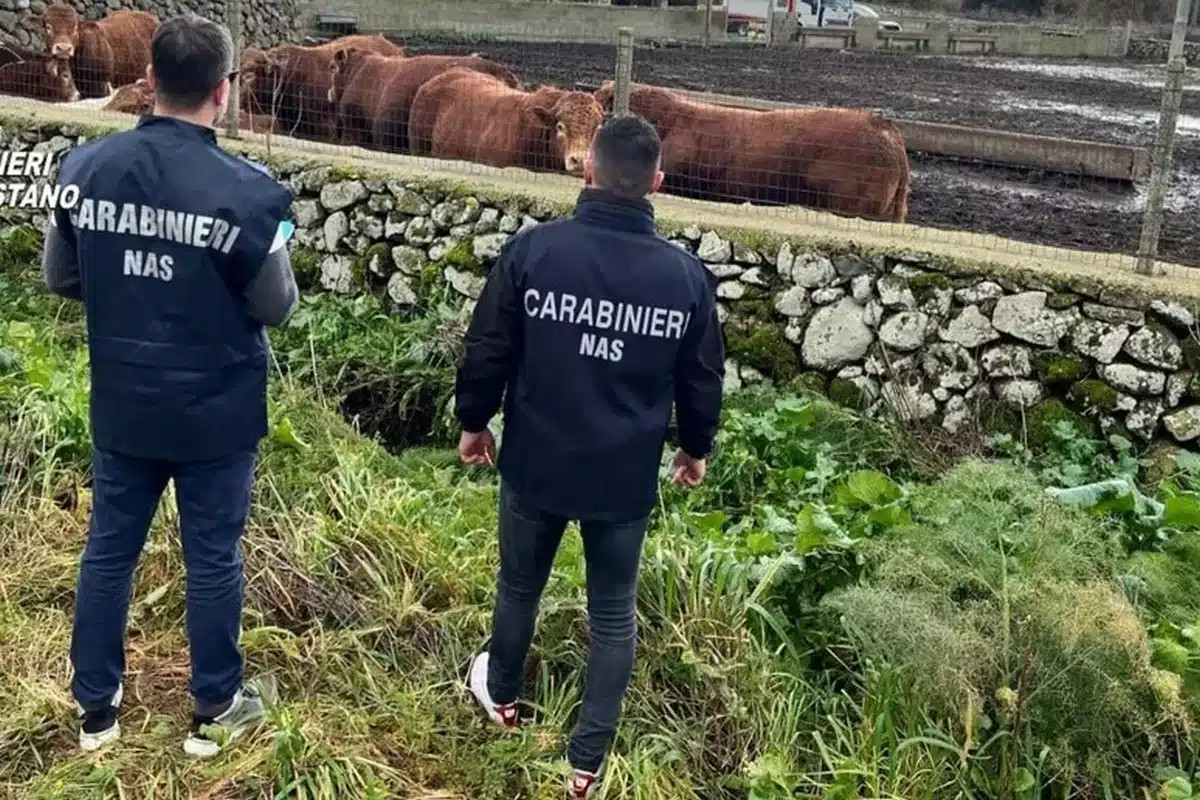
left=649, top=169, right=665, bottom=196
left=523, top=104, right=553, bottom=127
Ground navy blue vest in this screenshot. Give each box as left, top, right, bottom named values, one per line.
left=56, top=116, right=294, bottom=462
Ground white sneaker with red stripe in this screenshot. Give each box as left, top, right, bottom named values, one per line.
left=467, top=651, right=519, bottom=729
left=566, top=760, right=605, bottom=799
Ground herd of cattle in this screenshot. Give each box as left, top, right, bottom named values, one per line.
left=0, top=4, right=911, bottom=222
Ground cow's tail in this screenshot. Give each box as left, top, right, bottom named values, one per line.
left=878, top=117, right=910, bottom=224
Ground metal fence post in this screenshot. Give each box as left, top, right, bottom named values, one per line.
left=614, top=27, right=633, bottom=117
left=703, top=0, right=713, bottom=48
left=1136, top=55, right=1186, bottom=276
left=225, top=0, right=243, bottom=139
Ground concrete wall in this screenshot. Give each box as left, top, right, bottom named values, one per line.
left=298, top=0, right=726, bottom=43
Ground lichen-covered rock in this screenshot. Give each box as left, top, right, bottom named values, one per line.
left=1163, top=406, right=1200, bottom=442
left=775, top=242, right=794, bottom=277
left=723, top=359, right=743, bottom=393
left=404, top=217, right=436, bottom=246
left=391, top=245, right=426, bottom=276
left=802, top=297, right=875, bottom=369
left=877, top=274, right=916, bottom=309
left=717, top=281, right=746, bottom=300
left=1081, top=302, right=1144, bottom=327
left=784, top=318, right=804, bottom=344
left=444, top=266, right=486, bottom=299
left=474, top=208, right=501, bottom=234
left=774, top=286, right=810, bottom=318
left=1100, top=363, right=1166, bottom=396
left=1167, top=371, right=1193, bottom=408
left=1031, top=350, right=1087, bottom=385
left=981, top=344, right=1032, bottom=378
left=386, top=272, right=417, bottom=306
left=1149, top=299, right=1195, bottom=331
left=850, top=275, right=875, bottom=304
left=1070, top=318, right=1129, bottom=364
left=384, top=214, right=409, bottom=241
left=941, top=394, right=971, bottom=433
left=367, top=194, right=394, bottom=213
left=939, top=305, right=998, bottom=348
left=733, top=242, right=762, bottom=264
left=350, top=208, right=383, bottom=240
left=1126, top=399, right=1164, bottom=442
left=790, top=254, right=837, bottom=288
left=292, top=199, right=323, bottom=227
left=392, top=187, right=432, bottom=216
left=997, top=379, right=1044, bottom=408
left=432, top=197, right=482, bottom=228
left=1068, top=378, right=1120, bottom=412
left=322, top=211, right=348, bottom=252
left=811, top=287, right=845, bottom=305
left=697, top=231, right=731, bottom=263
left=991, top=291, right=1078, bottom=347
left=709, top=264, right=744, bottom=279
left=921, top=342, right=979, bottom=390
left=740, top=267, right=768, bottom=287
left=862, top=300, right=883, bottom=328
left=320, top=180, right=368, bottom=212
left=878, top=311, right=929, bottom=352
left=881, top=376, right=937, bottom=421
left=473, top=233, right=508, bottom=262
left=954, top=280, right=1005, bottom=305
left=318, top=255, right=357, bottom=294
left=1123, top=326, right=1183, bottom=370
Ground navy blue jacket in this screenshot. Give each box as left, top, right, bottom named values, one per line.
left=455, top=189, right=725, bottom=522
left=52, top=116, right=294, bottom=462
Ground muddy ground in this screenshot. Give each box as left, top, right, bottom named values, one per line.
left=406, top=39, right=1200, bottom=266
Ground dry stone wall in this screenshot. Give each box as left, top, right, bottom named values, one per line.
left=6, top=118, right=1200, bottom=449
left=0, top=0, right=299, bottom=50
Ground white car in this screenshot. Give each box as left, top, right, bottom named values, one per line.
left=853, top=3, right=903, bottom=32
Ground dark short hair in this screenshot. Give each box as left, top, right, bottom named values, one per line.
left=591, top=115, right=661, bottom=200
left=150, top=14, right=234, bottom=110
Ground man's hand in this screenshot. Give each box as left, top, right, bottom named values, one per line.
left=459, top=429, right=496, bottom=467
left=671, top=449, right=706, bottom=487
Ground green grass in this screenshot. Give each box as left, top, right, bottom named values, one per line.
left=4, top=226, right=1200, bottom=799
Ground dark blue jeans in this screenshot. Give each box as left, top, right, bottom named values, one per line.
left=70, top=447, right=256, bottom=712
left=487, top=481, right=649, bottom=773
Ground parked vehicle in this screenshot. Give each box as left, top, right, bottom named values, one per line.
left=725, top=0, right=901, bottom=34
left=853, top=3, right=903, bottom=32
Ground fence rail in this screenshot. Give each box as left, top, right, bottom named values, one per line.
left=0, top=3, right=1193, bottom=277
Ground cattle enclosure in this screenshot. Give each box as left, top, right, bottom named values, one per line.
left=0, top=3, right=1194, bottom=276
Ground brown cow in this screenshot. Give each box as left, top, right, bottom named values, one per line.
left=0, top=52, right=79, bottom=102
left=595, top=82, right=910, bottom=223
left=239, top=34, right=403, bottom=142
left=328, top=48, right=519, bottom=151
left=23, top=4, right=157, bottom=99
left=410, top=69, right=602, bottom=175
left=103, top=78, right=279, bottom=133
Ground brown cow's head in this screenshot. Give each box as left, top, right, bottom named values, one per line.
left=105, top=78, right=153, bottom=114
left=328, top=46, right=368, bottom=105
left=239, top=47, right=282, bottom=111
left=46, top=56, right=79, bottom=101
left=525, top=91, right=603, bottom=175
left=25, top=3, right=80, bottom=59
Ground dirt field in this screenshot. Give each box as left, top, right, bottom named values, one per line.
left=407, top=39, right=1200, bottom=266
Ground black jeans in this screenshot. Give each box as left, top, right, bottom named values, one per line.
left=487, top=481, right=649, bottom=773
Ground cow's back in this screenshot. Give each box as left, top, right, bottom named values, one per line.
left=410, top=69, right=514, bottom=159
left=98, top=11, right=156, bottom=87
left=374, top=56, right=515, bottom=153
left=334, top=54, right=405, bottom=146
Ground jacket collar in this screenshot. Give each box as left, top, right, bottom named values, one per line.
left=135, top=114, right=219, bottom=146
left=573, top=188, right=656, bottom=235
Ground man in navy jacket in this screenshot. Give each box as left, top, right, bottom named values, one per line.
left=455, top=114, right=725, bottom=799
left=42, top=13, right=296, bottom=757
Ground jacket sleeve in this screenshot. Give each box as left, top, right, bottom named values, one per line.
left=41, top=212, right=81, bottom=301
left=675, top=269, right=725, bottom=459
left=455, top=240, right=524, bottom=433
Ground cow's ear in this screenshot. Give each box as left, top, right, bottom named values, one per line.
left=524, top=104, right=553, bottom=128
left=333, top=47, right=349, bottom=66
left=594, top=86, right=613, bottom=112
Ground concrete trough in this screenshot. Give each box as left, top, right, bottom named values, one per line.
left=599, top=85, right=1148, bottom=183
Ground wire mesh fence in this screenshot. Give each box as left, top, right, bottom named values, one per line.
left=0, top=1, right=1195, bottom=277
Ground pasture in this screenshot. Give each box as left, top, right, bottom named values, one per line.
left=403, top=39, right=1200, bottom=267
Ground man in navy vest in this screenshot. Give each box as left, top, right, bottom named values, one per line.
left=41, top=13, right=296, bottom=757
left=455, top=115, right=725, bottom=799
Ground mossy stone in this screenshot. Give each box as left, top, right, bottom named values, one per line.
left=438, top=239, right=486, bottom=275
left=788, top=371, right=828, bottom=396
left=724, top=325, right=798, bottom=384
left=905, top=272, right=951, bottom=306
left=1182, top=336, right=1200, bottom=372
left=1026, top=398, right=1096, bottom=450
left=1032, top=350, right=1087, bottom=385
left=1046, top=292, right=1079, bottom=310
left=356, top=243, right=393, bottom=281
left=416, top=262, right=443, bottom=299
left=290, top=247, right=320, bottom=291
left=828, top=377, right=870, bottom=410
left=1068, top=378, right=1119, bottom=413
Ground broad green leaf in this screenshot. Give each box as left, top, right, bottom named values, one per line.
left=1151, top=637, right=1191, bottom=675
left=1045, top=478, right=1136, bottom=514
left=687, top=510, right=728, bottom=534
left=1165, top=493, right=1200, bottom=529
left=843, top=469, right=902, bottom=507
left=271, top=417, right=310, bottom=450
left=745, top=531, right=778, bottom=557
left=867, top=504, right=911, bottom=530
left=1013, top=768, right=1035, bottom=794
left=1161, top=776, right=1195, bottom=800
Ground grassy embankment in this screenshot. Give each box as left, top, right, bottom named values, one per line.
left=4, top=222, right=1200, bottom=799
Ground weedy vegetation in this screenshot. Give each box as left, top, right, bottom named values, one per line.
left=4, top=221, right=1200, bottom=799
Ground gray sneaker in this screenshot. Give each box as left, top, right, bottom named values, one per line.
left=76, top=684, right=123, bottom=752
left=183, top=677, right=276, bottom=758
